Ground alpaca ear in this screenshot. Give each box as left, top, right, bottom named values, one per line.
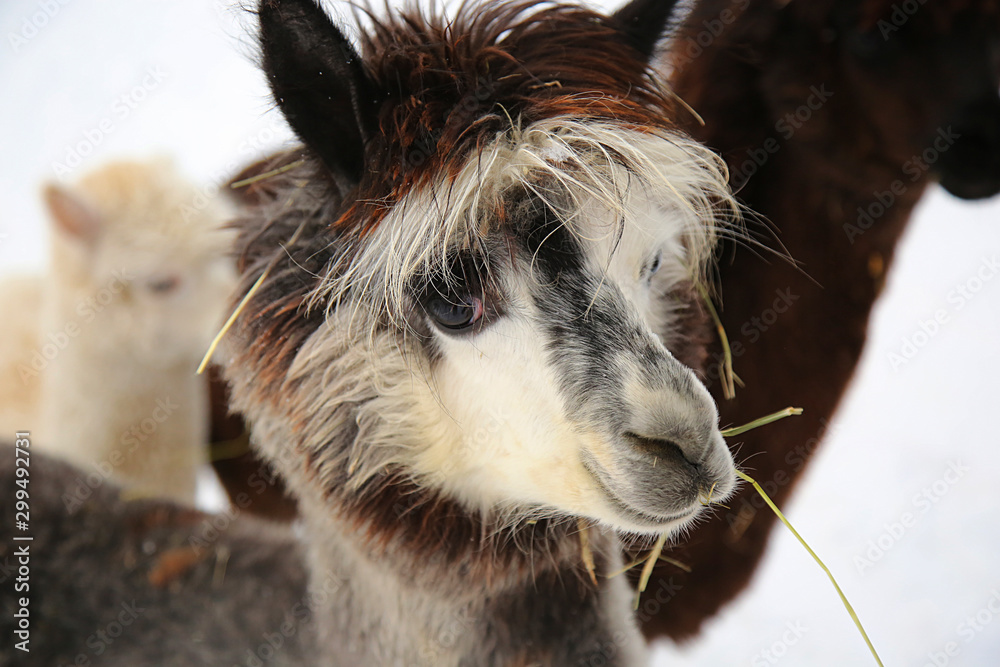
left=42, top=183, right=102, bottom=246
left=611, top=0, right=683, bottom=60
left=259, top=0, right=379, bottom=193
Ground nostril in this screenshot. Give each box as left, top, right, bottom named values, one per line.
left=624, top=432, right=702, bottom=468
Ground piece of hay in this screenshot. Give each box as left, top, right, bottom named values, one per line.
left=197, top=269, right=270, bottom=375
left=629, top=406, right=882, bottom=665
left=725, top=407, right=883, bottom=666
left=229, top=159, right=305, bottom=189
left=694, top=281, right=742, bottom=399
left=721, top=406, right=803, bottom=437
left=736, top=469, right=883, bottom=666
left=578, top=518, right=598, bottom=585
left=197, top=216, right=310, bottom=374
left=633, top=531, right=668, bottom=610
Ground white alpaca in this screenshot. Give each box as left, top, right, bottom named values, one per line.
left=0, top=159, right=235, bottom=503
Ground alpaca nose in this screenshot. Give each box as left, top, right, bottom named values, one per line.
left=623, top=431, right=709, bottom=469
left=626, top=357, right=724, bottom=469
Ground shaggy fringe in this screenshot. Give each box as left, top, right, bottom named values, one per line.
left=307, top=118, right=738, bottom=339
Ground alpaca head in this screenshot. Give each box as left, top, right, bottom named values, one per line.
left=720, top=0, right=1000, bottom=199
left=43, top=159, right=236, bottom=365
left=836, top=0, right=1000, bottom=199
left=228, top=0, right=737, bottom=542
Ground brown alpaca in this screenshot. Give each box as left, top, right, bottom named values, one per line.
left=633, top=0, right=1000, bottom=641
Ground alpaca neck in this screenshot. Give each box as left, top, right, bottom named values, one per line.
left=639, top=4, right=935, bottom=640
left=38, top=278, right=206, bottom=502
left=296, top=498, right=645, bottom=666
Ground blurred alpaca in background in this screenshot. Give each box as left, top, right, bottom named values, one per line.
left=0, top=159, right=235, bottom=503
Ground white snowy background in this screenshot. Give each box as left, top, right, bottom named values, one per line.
left=1, top=1, right=998, bottom=665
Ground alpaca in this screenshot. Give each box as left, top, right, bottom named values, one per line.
left=632, top=0, right=1000, bottom=640
left=1, top=0, right=742, bottom=663
left=0, top=159, right=236, bottom=503
left=0, top=277, right=44, bottom=437
left=0, top=452, right=313, bottom=665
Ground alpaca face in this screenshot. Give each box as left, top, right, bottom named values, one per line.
left=257, top=122, right=739, bottom=537
left=45, top=161, right=236, bottom=365
left=237, top=0, right=737, bottom=539
left=100, top=243, right=235, bottom=363
left=400, top=174, right=737, bottom=534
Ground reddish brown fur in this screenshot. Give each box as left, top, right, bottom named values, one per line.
left=208, top=365, right=298, bottom=520
left=633, top=0, right=1000, bottom=641
left=147, top=546, right=208, bottom=589
left=333, top=1, right=682, bottom=233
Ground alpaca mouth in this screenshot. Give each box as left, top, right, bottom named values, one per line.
left=581, top=457, right=706, bottom=532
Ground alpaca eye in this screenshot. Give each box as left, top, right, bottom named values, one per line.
left=425, top=293, right=484, bottom=332
left=647, top=251, right=662, bottom=279
left=146, top=275, right=181, bottom=294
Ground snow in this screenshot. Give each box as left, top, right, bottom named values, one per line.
left=2, top=1, right=998, bottom=665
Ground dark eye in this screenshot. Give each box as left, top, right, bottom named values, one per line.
left=647, top=251, right=662, bottom=280
left=425, top=293, right=484, bottom=332
left=147, top=275, right=181, bottom=294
